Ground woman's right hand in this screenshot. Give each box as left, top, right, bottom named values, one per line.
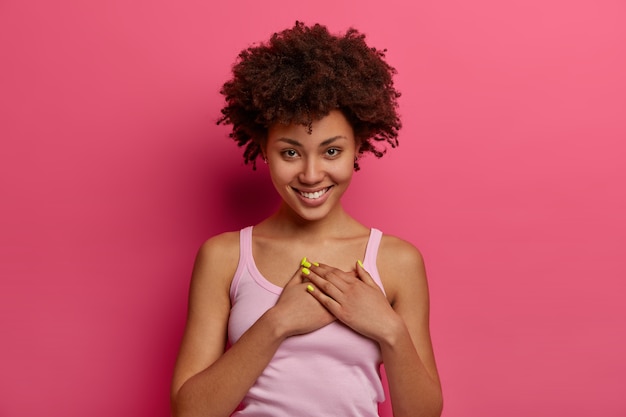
left=270, top=266, right=336, bottom=337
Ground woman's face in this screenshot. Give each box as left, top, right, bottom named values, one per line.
left=265, top=110, right=357, bottom=223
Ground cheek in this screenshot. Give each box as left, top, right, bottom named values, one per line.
left=268, top=163, right=296, bottom=184
left=332, top=163, right=355, bottom=183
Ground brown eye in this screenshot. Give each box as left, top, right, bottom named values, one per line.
left=282, top=149, right=298, bottom=158
left=326, top=148, right=341, bottom=157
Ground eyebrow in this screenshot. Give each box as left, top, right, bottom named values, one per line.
left=277, top=136, right=347, bottom=147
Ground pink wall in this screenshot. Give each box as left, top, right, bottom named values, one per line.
left=1, top=0, right=625, bottom=416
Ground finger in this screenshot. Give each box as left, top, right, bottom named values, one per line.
left=356, top=260, right=378, bottom=287
left=305, top=283, right=340, bottom=313
left=309, top=262, right=353, bottom=289
left=305, top=271, right=345, bottom=302
left=284, top=264, right=307, bottom=288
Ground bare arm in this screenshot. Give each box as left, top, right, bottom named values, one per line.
left=377, top=238, right=443, bottom=417
left=171, top=233, right=334, bottom=417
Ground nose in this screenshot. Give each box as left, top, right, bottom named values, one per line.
left=298, top=156, right=324, bottom=185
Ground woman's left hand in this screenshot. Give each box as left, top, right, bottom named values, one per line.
left=304, top=261, right=401, bottom=342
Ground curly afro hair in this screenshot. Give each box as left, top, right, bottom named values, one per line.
left=217, top=21, right=401, bottom=170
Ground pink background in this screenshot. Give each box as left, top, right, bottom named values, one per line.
left=1, top=0, right=625, bottom=416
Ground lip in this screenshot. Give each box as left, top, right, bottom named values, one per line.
left=292, top=186, right=333, bottom=207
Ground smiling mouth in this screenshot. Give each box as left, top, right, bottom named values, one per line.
left=295, top=186, right=332, bottom=200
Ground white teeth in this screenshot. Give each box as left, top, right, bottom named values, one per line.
left=300, top=188, right=328, bottom=199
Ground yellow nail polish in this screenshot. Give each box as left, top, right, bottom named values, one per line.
left=357, top=260, right=364, bottom=268
left=307, top=284, right=315, bottom=292
left=312, top=262, right=319, bottom=267
left=302, top=267, right=310, bottom=275
left=301, top=257, right=312, bottom=268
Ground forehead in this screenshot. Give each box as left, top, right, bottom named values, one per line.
left=267, top=110, right=354, bottom=144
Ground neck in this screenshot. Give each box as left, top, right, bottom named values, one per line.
left=265, top=202, right=357, bottom=239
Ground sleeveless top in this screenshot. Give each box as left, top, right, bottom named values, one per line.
left=228, top=226, right=386, bottom=416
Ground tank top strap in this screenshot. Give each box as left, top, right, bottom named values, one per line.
left=363, top=228, right=386, bottom=294
left=230, top=226, right=253, bottom=301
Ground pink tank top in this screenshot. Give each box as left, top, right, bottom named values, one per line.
left=228, top=226, right=386, bottom=416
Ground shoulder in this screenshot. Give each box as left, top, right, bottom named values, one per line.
left=196, top=230, right=240, bottom=262
left=376, top=233, right=427, bottom=305
left=191, top=230, right=241, bottom=292
left=378, top=233, right=425, bottom=271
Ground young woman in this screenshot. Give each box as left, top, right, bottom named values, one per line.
left=171, top=22, right=442, bottom=417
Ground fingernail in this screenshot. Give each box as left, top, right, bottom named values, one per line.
left=302, top=267, right=310, bottom=276
left=301, top=257, right=312, bottom=268
left=307, top=284, right=315, bottom=292
left=357, top=260, right=364, bottom=268
left=312, top=262, right=319, bottom=267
